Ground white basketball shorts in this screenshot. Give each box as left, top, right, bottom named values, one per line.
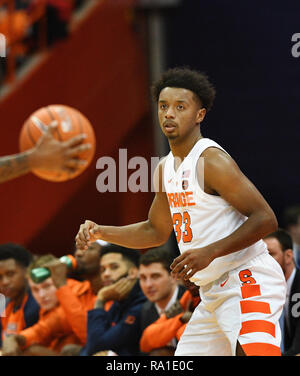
left=175, top=251, right=286, bottom=356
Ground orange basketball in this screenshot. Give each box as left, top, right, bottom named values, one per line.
left=19, top=105, right=96, bottom=182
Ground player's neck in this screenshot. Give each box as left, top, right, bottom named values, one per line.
left=169, top=132, right=203, bottom=167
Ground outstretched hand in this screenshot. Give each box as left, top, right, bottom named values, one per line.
left=30, top=121, right=91, bottom=173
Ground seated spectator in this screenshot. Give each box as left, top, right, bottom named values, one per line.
left=0, top=243, right=39, bottom=347
left=60, top=241, right=106, bottom=356
left=140, top=278, right=200, bottom=355
left=138, top=247, right=186, bottom=354
left=264, top=229, right=300, bottom=356
left=282, top=205, right=300, bottom=268
left=79, top=244, right=146, bottom=356
left=42, top=254, right=97, bottom=343
left=71, top=241, right=104, bottom=295
left=2, top=253, right=95, bottom=355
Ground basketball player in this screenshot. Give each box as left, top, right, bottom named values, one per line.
left=0, top=121, right=90, bottom=183
left=75, top=68, right=286, bottom=356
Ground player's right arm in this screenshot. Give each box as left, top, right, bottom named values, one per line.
left=0, top=122, right=90, bottom=183
left=75, top=159, right=173, bottom=250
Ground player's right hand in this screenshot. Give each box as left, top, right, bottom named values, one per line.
left=29, top=121, right=91, bottom=173
left=75, top=220, right=102, bottom=249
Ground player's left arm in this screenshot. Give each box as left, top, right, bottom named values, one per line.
left=171, top=147, right=277, bottom=279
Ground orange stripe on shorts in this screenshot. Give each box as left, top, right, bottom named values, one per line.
left=240, top=320, right=275, bottom=337
left=241, top=284, right=261, bottom=299
left=241, top=342, right=281, bottom=356
left=240, top=300, right=271, bottom=314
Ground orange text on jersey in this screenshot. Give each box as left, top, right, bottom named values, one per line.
left=167, top=191, right=196, bottom=209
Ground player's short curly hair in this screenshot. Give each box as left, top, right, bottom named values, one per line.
left=151, top=67, right=216, bottom=111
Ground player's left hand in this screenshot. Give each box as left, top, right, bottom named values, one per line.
left=170, top=247, right=214, bottom=280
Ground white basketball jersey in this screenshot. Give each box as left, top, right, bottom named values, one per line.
left=163, top=138, right=268, bottom=286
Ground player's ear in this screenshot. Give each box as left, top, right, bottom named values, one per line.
left=196, top=107, right=206, bottom=124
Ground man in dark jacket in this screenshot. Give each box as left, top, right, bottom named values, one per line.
left=80, top=244, right=146, bottom=356
left=264, top=229, right=300, bottom=355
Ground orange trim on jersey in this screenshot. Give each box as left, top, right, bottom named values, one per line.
left=240, top=300, right=271, bottom=314
left=185, top=192, right=196, bottom=206
left=241, top=284, right=261, bottom=299
left=240, top=320, right=275, bottom=337
left=167, top=191, right=195, bottom=208
left=241, top=342, right=281, bottom=356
